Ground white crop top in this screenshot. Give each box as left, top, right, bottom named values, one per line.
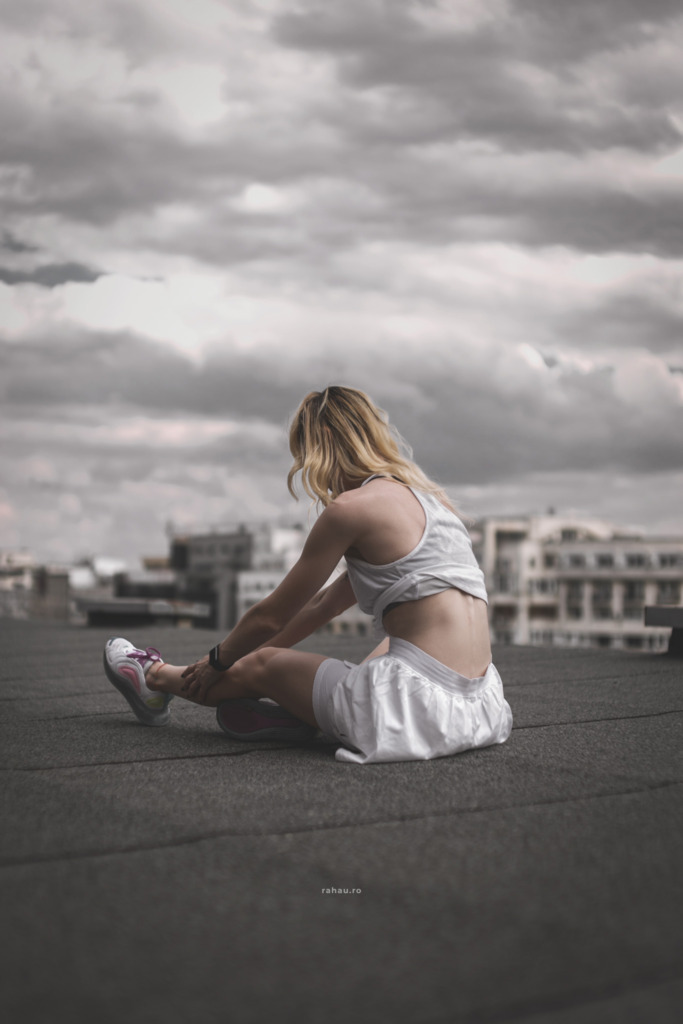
left=345, top=477, right=488, bottom=637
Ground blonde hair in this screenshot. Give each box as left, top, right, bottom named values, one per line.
left=287, top=385, right=456, bottom=512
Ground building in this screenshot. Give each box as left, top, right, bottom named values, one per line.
left=0, top=551, right=75, bottom=621
left=172, top=524, right=309, bottom=631
left=549, top=534, right=683, bottom=652
left=236, top=566, right=372, bottom=638
left=473, top=515, right=683, bottom=651
left=73, top=557, right=212, bottom=629
left=171, top=522, right=373, bottom=636
left=0, top=550, right=36, bottom=618
left=30, top=566, right=71, bottom=621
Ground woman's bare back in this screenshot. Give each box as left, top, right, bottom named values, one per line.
left=340, top=478, right=492, bottom=678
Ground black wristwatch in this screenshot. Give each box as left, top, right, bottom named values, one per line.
left=209, top=644, right=233, bottom=672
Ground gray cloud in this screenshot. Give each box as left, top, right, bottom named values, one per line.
left=553, top=294, right=683, bottom=356
left=1, top=0, right=682, bottom=559
left=1, top=0, right=680, bottom=261
left=325, top=156, right=683, bottom=258
left=3, top=330, right=682, bottom=483
left=387, top=362, right=683, bottom=484
left=0, top=262, right=104, bottom=286
left=0, top=331, right=301, bottom=421
left=274, top=1, right=683, bottom=154
left=0, top=0, right=192, bottom=61
left=1, top=231, right=39, bottom=253
left=515, top=0, right=683, bottom=62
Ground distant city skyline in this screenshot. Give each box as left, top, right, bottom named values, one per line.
left=1, top=0, right=682, bottom=563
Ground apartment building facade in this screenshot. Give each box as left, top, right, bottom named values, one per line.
left=473, top=515, right=683, bottom=651
left=171, top=524, right=307, bottom=630
left=548, top=535, right=683, bottom=651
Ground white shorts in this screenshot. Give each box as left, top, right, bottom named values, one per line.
left=312, top=637, right=513, bottom=765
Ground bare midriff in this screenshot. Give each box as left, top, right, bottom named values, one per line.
left=382, top=587, right=492, bottom=679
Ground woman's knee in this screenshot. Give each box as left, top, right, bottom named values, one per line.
left=229, top=648, right=280, bottom=694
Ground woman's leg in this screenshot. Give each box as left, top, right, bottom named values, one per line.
left=149, top=648, right=327, bottom=727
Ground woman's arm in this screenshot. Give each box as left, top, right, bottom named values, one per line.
left=182, top=500, right=357, bottom=701
left=257, top=572, right=356, bottom=650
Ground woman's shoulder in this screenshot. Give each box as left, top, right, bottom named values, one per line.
left=334, top=477, right=406, bottom=507
left=331, top=479, right=422, bottom=531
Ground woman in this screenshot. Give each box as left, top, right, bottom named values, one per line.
left=104, top=386, right=512, bottom=764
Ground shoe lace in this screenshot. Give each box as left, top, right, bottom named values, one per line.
left=127, top=646, right=162, bottom=666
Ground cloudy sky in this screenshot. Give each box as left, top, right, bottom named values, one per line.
left=2, top=0, right=683, bottom=565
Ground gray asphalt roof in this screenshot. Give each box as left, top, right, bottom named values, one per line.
left=1, top=620, right=682, bottom=1024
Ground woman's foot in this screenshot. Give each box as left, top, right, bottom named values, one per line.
left=216, top=698, right=317, bottom=742
left=103, top=637, right=173, bottom=727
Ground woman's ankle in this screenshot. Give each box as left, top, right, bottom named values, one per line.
left=146, top=661, right=166, bottom=690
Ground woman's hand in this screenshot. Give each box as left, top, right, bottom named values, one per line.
left=181, top=655, right=225, bottom=704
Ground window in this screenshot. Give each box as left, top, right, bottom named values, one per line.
left=496, top=530, right=527, bottom=543
left=596, top=554, right=614, bottom=568
left=626, top=554, right=647, bottom=568
left=529, top=579, right=557, bottom=595
left=562, top=529, right=578, bottom=542
left=623, top=581, right=645, bottom=619
left=494, top=560, right=517, bottom=593
left=569, top=554, right=585, bottom=568
left=530, top=630, right=554, bottom=645
left=624, top=581, right=644, bottom=601
left=657, top=581, right=681, bottom=605
left=529, top=605, right=557, bottom=620
left=592, top=582, right=613, bottom=619
left=493, top=610, right=517, bottom=630
left=544, top=553, right=557, bottom=568
left=659, top=553, right=683, bottom=568
left=566, top=581, right=584, bottom=620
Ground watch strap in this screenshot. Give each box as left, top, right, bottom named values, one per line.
left=209, top=644, right=232, bottom=672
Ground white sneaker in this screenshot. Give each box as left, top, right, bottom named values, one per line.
left=103, top=636, right=172, bottom=726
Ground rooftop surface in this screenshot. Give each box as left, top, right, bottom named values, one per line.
left=1, top=620, right=682, bottom=1024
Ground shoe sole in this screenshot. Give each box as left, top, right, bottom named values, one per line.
left=216, top=698, right=316, bottom=742
left=103, top=649, right=170, bottom=727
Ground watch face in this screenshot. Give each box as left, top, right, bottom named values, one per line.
left=210, top=646, right=226, bottom=670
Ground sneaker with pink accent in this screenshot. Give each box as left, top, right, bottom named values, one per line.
left=103, top=636, right=172, bottom=727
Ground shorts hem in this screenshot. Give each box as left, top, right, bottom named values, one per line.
left=312, top=658, right=355, bottom=742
